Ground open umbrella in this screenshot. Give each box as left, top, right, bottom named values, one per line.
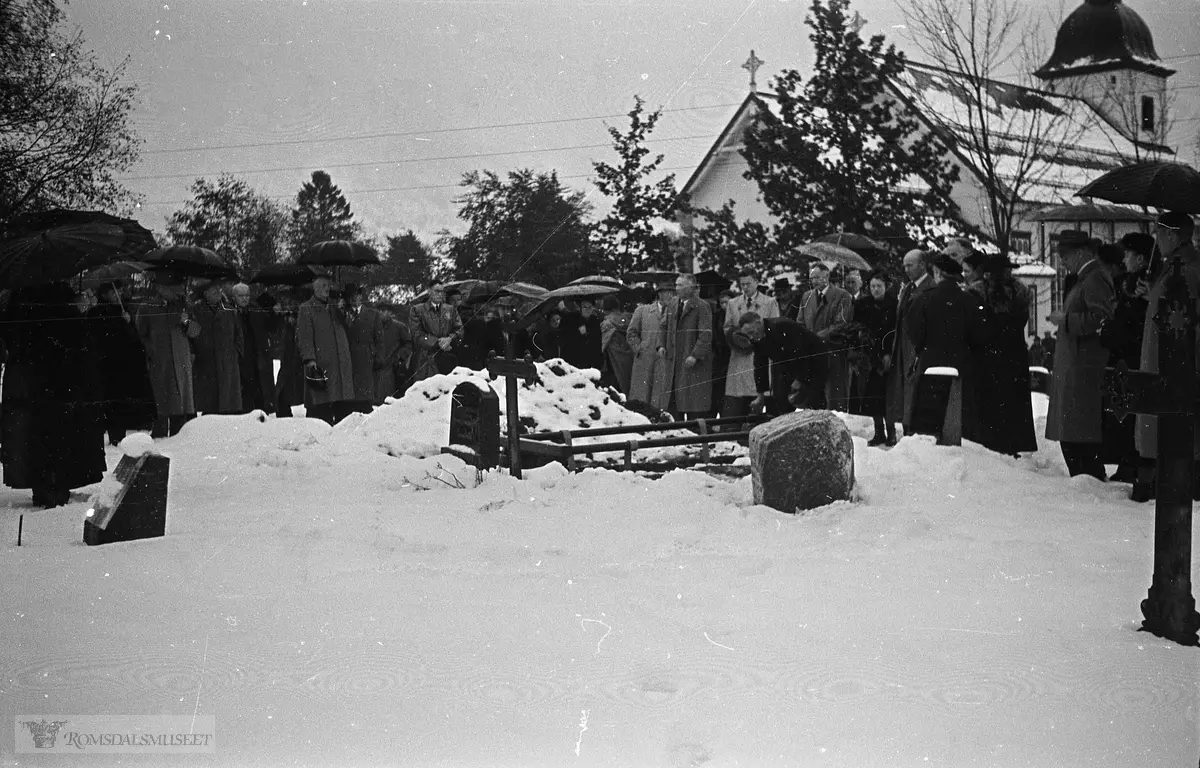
left=500, top=281, right=550, bottom=300
left=297, top=240, right=380, bottom=267
left=528, top=283, right=621, bottom=314
left=143, top=244, right=238, bottom=280
left=1075, top=161, right=1200, bottom=214
left=0, top=209, right=157, bottom=289
left=78, top=261, right=148, bottom=289
left=815, top=232, right=888, bottom=253
left=250, top=262, right=316, bottom=286
left=623, top=270, right=680, bottom=285
left=795, top=242, right=873, bottom=271
left=568, top=274, right=627, bottom=289
left=1029, top=202, right=1154, bottom=223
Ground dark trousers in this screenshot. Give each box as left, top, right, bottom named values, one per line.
left=1061, top=441, right=1105, bottom=480
left=151, top=414, right=195, bottom=439
left=307, top=401, right=357, bottom=426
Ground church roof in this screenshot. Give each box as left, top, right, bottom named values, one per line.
left=1035, top=0, right=1174, bottom=79
left=888, top=61, right=1172, bottom=203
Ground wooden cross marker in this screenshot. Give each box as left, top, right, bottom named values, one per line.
left=742, top=50, right=765, bottom=91
left=1104, top=255, right=1200, bottom=646
left=486, top=327, right=538, bottom=479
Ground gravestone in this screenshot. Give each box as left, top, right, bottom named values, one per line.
left=445, top=381, right=500, bottom=470
left=83, top=453, right=169, bottom=546
left=750, top=410, right=854, bottom=513
left=909, top=367, right=963, bottom=446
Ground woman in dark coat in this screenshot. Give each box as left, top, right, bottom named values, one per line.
left=274, top=290, right=306, bottom=417
left=1099, top=238, right=1150, bottom=481
left=854, top=274, right=898, bottom=445
left=86, top=281, right=156, bottom=444
left=190, top=280, right=244, bottom=415
left=968, top=255, right=1038, bottom=456
left=1, top=283, right=107, bottom=507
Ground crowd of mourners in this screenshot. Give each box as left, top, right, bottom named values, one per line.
left=1, top=211, right=1193, bottom=508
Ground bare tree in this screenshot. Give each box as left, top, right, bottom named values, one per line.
left=899, top=0, right=1092, bottom=258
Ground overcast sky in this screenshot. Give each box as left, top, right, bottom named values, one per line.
left=66, top=0, right=1200, bottom=244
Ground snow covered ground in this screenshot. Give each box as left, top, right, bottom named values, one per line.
left=1, top=367, right=1197, bottom=767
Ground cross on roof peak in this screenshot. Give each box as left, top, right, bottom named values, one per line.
left=850, top=11, right=868, bottom=34
left=742, top=50, right=765, bottom=91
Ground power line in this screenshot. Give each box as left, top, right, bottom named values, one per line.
left=139, top=103, right=743, bottom=156
left=122, top=135, right=714, bottom=182
left=140, top=165, right=699, bottom=207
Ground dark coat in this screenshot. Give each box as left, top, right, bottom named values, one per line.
left=274, top=315, right=305, bottom=414
left=136, top=294, right=200, bottom=417
left=297, top=296, right=356, bottom=405
left=661, top=295, right=714, bottom=413
left=408, top=301, right=464, bottom=382
left=560, top=312, right=604, bottom=372
left=190, top=298, right=244, bottom=415
left=906, top=278, right=987, bottom=429
left=601, top=310, right=634, bottom=394
left=346, top=305, right=386, bottom=404
left=237, top=305, right=279, bottom=414
left=886, top=275, right=935, bottom=425
left=1046, top=260, right=1115, bottom=444
left=1, top=284, right=106, bottom=492
left=852, top=293, right=897, bottom=418
left=969, top=277, right=1038, bottom=454
left=86, top=301, right=157, bottom=432
left=752, top=317, right=829, bottom=410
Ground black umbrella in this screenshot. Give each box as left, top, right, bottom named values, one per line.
left=297, top=240, right=380, bottom=267
left=1076, top=161, right=1200, bottom=214
left=250, top=262, right=316, bottom=286
left=623, top=270, right=680, bottom=285
left=1029, top=202, right=1154, bottom=223
left=0, top=209, right=157, bottom=289
left=568, top=274, right=628, bottom=289
left=79, top=260, right=149, bottom=289
left=143, top=244, right=238, bottom=280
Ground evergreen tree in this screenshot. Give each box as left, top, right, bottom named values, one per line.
left=444, top=169, right=593, bottom=288
left=591, top=96, right=680, bottom=274
left=740, top=0, right=968, bottom=265
left=379, top=230, right=434, bottom=287
left=1, top=0, right=142, bottom=226
left=166, top=175, right=288, bottom=275
left=682, top=199, right=783, bottom=277
left=288, top=170, right=360, bottom=259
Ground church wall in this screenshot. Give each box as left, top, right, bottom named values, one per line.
left=1052, top=69, right=1171, bottom=151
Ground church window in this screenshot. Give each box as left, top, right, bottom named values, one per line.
left=1142, top=96, right=1155, bottom=132
left=1011, top=231, right=1032, bottom=256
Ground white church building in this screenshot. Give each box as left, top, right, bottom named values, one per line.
left=678, top=0, right=1177, bottom=337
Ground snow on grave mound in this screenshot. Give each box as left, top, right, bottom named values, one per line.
left=353, top=360, right=747, bottom=466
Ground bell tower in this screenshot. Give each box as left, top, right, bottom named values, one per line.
left=1035, top=0, right=1174, bottom=150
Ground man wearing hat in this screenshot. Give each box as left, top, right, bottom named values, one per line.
left=297, top=267, right=356, bottom=424
left=1044, top=229, right=1114, bottom=481
left=87, top=280, right=156, bottom=444
left=135, top=270, right=201, bottom=437
left=904, top=252, right=987, bottom=439
left=1132, top=211, right=1200, bottom=500
left=408, top=279, right=464, bottom=382
left=190, top=277, right=244, bottom=415
left=773, top=277, right=799, bottom=320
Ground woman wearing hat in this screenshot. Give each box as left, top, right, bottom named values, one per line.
left=189, top=278, right=244, bottom=415
left=966, top=253, right=1037, bottom=456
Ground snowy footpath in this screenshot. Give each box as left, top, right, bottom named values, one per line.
left=1, top=365, right=1197, bottom=767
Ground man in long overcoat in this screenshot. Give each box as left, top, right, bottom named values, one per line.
left=1044, top=230, right=1114, bottom=480
left=87, top=281, right=156, bottom=444
left=1133, top=212, right=1200, bottom=496
left=136, top=271, right=201, bottom=437
left=231, top=283, right=279, bottom=414
left=408, top=280, right=464, bottom=383
left=626, top=283, right=673, bottom=410
left=886, top=249, right=935, bottom=432
left=723, top=270, right=779, bottom=428
left=297, top=270, right=356, bottom=425
left=190, top=279, right=243, bottom=415
left=905, top=254, right=987, bottom=440
left=660, top=273, right=713, bottom=419
left=797, top=262, right=854, bottom=411
left=343, top=284, right=386, bottom=412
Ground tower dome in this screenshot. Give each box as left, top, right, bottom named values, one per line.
left=1036, top=0, right=1174, bottom=79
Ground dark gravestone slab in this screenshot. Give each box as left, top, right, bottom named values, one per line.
left=83, top=453, right=169, bottom=545
left=750, top=410, right=855, bottom=513
left=446, top=381, right=500, bottom=469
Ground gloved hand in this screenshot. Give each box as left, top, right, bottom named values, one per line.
left=304, top=361, right=321, bottom=378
